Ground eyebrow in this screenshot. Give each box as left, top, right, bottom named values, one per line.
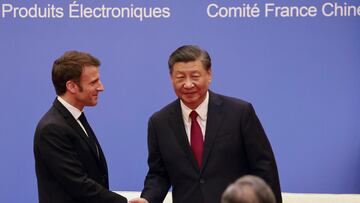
left=89, top=77, right=100, bottom=84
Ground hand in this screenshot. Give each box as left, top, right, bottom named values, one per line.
left=129, top=197, right=149, bottom=203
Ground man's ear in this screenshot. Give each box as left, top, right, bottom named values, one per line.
left=66, top=80, right=77, bottom=94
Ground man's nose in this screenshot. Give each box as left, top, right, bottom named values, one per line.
left=97, top=80, right=105, bottom=91
left=183, top=79, right=194, bottom=88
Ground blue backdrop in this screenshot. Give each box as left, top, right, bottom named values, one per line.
left=1, top=0, right=359, bottom=202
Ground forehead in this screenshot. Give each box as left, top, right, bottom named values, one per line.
left=172, top=60, right=206, bottom=73
left=80, top=65, right=99, bottom=79
left=82, top=65, right=99, bottom=74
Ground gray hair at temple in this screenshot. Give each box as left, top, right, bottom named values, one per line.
left=168, top=45, right=211, bottom=74
left=221, top=175, right=276, bottom=203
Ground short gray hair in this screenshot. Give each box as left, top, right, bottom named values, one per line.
left=221, top=175, right=276, bottom=203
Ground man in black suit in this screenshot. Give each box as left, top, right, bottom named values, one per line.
left=34, top=51, right=127, bottom=203
left=130, top=45, right=281, bottom=203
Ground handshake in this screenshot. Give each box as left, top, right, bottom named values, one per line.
left=128, top=198, right=149, bottom=203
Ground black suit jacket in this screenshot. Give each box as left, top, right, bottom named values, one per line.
left=34, top=99, right=127, bottom=203
left=141, top=91, right=281, bottom=203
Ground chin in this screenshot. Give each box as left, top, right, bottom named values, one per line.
left=185, top=96, right=200, bottom=103
left=182, top=100, right=199, bottom=108
left=88, top=102, right=98, bottom=106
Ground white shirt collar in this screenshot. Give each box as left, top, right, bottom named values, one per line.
left=57, top=96, right=83, bottom=120
left=180, top=91, right=209, bottom=122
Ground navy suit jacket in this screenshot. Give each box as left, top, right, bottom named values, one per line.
left=34, top=99, right=127, bottom=203
left=141, top=91, right=282, bottom=203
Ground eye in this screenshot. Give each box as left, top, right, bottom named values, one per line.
left=90, top=79, right=99, bottom=86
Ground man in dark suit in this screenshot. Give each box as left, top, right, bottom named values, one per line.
left=130, top=45, right=281, bottom=203
left=34, top=51, right=127, bottom=203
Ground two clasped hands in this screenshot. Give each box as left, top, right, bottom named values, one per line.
left=128, top=198, right=148, bottom=203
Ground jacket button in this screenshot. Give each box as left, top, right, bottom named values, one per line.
left=200, top=179, right=205, bottom=184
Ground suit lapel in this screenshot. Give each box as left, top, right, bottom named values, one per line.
left=201, top=91, right=224, bottom=172
left=168, top=100, right=199, bottom=171
left=53, top=99, right=105, bottom=169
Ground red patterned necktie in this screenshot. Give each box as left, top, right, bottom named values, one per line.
left=190, top=111, right=204, bottom=168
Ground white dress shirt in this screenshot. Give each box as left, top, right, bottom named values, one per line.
left=180, top=91, right=209, bottom=143
left=57, top=96, right=88, bottom=137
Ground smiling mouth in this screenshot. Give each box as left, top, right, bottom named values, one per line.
left=183, top=92, right=198, bottom=97
left=183, top=91, right=197, bottom=94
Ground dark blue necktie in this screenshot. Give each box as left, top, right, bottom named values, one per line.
left=78, top=112, right=100, bottom=159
